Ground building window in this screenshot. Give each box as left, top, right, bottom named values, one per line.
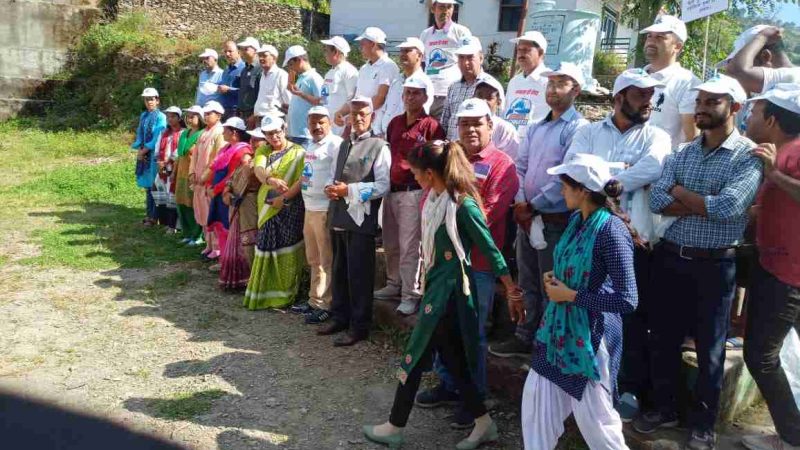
left=498, top=0, right=524, bottom=32
left=600, top=6, right=618, bottom=41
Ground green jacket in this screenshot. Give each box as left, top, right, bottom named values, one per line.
left=397, top=196, right=509, bottom=384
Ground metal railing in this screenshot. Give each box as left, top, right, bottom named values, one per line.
left=600, top=37, right=631, bottom=66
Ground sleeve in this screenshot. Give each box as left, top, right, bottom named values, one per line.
left=131, top=112, right=146, bottom=149
left=650, top=152, right=678, bottom=213
left=482, top=157, right=519, bottom=234
left=613, top=130, right=671, bottom=193
left=279, top=71, right=292, bottom=106
left=377, top=63, right=397, bottom=87
left=459, top=198, right=510, bottom=277
left=759, top=67, right=800, bottom=93
left=677, top=77, right=700, bottom=115
left=704, top=154, right=763, bottom=221
left=195, top=75, right=202, bottom=105
left=345, top=68, right=358, bottom=100
left=574, top=219, right=638, bottom=314
left=514, top=125, right=534, bottom=203
left=146, top=114, right=167, bottom=151
left=307, top=73, right=323, bottom=97
left=424, top=76, right=435, bottom=113
left=563, top=122, right=592, bottom=162
left=431, top=120, right=446, bottom=140
left=440, top=86, right=454, bottom=139
left=351, top=144, right=391, bottom=202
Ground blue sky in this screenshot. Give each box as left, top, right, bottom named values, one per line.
left=774, top=2, right=800, bottom=25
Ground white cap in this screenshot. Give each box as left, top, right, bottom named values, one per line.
left=456, top=98, right=492, bottom=118
left=454, top=35, right=482, bottom=55
left=141, top=87, right=159, bottom=97
left=283, top=45, right=307, bottom=66
left=397, top=37, right=425, bottom=53
left=163, top=106, right=182, bottom=115
left=355, top=27, right=387, bottom=44
left=257, top=44, right=279, bottom=57
left=198, top=48, right=218, bottom=59
left=320, top=36, right=351, bottom=55
left=510, top=30, right=548, bottom=53
left=692, top=73, right=747, bottom=104
left=474, top=77, right=507, bottom=108
left=221, top=117, right=247, bottom=130
left=183, top=105, right=204, bottom=116
left=403, top=76, right=429, bottom=90
left=350, top=95, right=374, bottom=111
left=261, top=114, right=285, bottom=132
left=612, top=68, right=665, bottom=96
left=542, top=61, right=585, bottom=87
left=547, top=153, right=615, bottom=193
left=718, top=25, right=772, bottom=68
left=237, top=37, right=260, bottom=50
left=247, top=128, right=265, bottom=139
left=307, top=105, right=331, bottom=117
left=639, top=14, right=688, bottom=43
left=432, top=0, right=458, bottom=3
left=202, top=101, right=225, bottom=115
left=748, top=83, right=800, bottom=115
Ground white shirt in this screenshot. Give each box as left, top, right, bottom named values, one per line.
left=760, top=66, right=800, bottom=93
left=646, top=63, right=701, bottom=149
left=491, top=115, right=520, bottom=161
left=301, top=133, right=343, bottom=211
left=356, top=54, right=400, bottom=134
left=322, top=61, right=359, bottom=135
left=504, top=65, right=551, bottom=137
left=419, top=21, right=472, bottom=97
left=253, top=65, right=292, bottom=116
left=376, top=68, right=435, bottom=135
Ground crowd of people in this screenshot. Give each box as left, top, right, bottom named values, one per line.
left=129, top=1, right=800, bottom=448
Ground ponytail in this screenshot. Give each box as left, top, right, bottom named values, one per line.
left=407, top=140, right=484, bottom=209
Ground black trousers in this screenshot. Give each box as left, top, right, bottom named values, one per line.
left=389, top=300, right=487, bottom=427
left=330, top=230, right=375, bottom=337
left=744, top=262, right=800, bottom=445
left=619, top=246, right=652, bottom=402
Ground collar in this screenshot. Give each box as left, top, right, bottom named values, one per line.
left=433, top=20, right=453, bottom=33
left=521, top=64, right=550, bottom=80
left=263, top=64, right=277, bottom=75
left=645, top=62, right=682, bottom=80
left=602, top=114, right=645, bottom=135
left=699, top=129, right=743, bottom=152
left=468, top=142, right=500, bottom=161
left=351, top=130, right=373, bottom=142
left=206, top=66, right=222, bottom=74
left=312, top=132, right=336, bottom=146
left=543, top=106, right=579, bottom=124
left=461, top=70, right=488, bottom=84
left=297, top=68, right=317, bottom=79
left=369, top=54, right=389, bottom=66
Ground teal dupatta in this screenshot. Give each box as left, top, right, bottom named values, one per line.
left=536, top=207, right=611, bottom=380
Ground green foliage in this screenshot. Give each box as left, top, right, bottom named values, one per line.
left=255, top=29, right=366, bottom=71
left=679, top=12, right=745, bottom=76
left=593, top=50, right=628, bottom=88
left=263, top=0, right=331, bottom=14
left=147, top=389, right=227, bottom=420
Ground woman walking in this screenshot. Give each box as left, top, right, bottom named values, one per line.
left=190, top=101, right=226, bottom=262
left=363, top=140, right=524, bottom=449
left=152, top=106, right=184, bottom=232
left=174, top=105, right=205, bottom=245
left=243, top=115, right=306, bottom=310
left=132, top=88, right=166, bottom=227
left=521, top=153, right=639, bottom=450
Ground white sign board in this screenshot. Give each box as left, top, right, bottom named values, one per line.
left=682, top=0, right=728, bottom=23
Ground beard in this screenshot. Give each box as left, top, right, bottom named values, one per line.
left=621, top=97, right=650, bottom=124
left=695, top=113, right=727, bottom=130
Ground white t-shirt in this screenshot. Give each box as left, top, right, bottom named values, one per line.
left=301, top=133, right=343, bottom=211
left=646, top=63, right=701, bottom=150
left=322, top=61, right=359, bottom=135
left=356, top=54, right=399, bottom=134
left=253, top=65, right=291, bottom=116
left=376, top=69, right=435, bottom=135
left=491, top=115, right=520, bottom=161
left=504, top=65, right=551, bottom=137
left=761, top=67, right=800, bottom=93
left=419, top=21, right=472, bottom=97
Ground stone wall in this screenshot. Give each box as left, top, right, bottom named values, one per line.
left=117, top=0, right=303, bottom=38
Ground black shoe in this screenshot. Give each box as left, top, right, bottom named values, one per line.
left=317, top=321, right=347, bottom=336
left=449, top=405, right=475, bottom=430
left=488, top=337, right=532, bottom=358
left=305, top=309, right=331, bottom=324
left=415, top=383, right=460, bottom=409
left=686, top=429, right=716, bottom=450
left=333, top=332, right=366, bottom=347
left=632, top=411, right=679, bottom=434
left=290, top=303, right=312, bottom=315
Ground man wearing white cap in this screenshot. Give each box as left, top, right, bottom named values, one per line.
left=490, top=62, right=588, bottom=361
left=297, top=106, right=343, bottom=324
left=236, top=37, right=262, bottom=128
left=641, top=74, right=762, bottom=450
left=639, top=14, right=700, bottom=149
left=196, top=48, right=224, bottom=107
left=284, top=45, right=324, bottom=147
left=724, top=25, right=799, bottom=95
left=253, top=44, right=290, bottom=127
left=474, top=77, right=520, bottom=159
left=740, top=84, right=800, bottom=450
left=319, top=96, right=391, bottom=347
left=218, top=41, right=245, bottom=119
left=419, top=0, right=472, bottom=119
left=334, top=27, right=399, bottom=135
left=376, top=37, right=435, bottom=137
left=504, top=30, right=551, bottom=137
left=375, top=76, right=445, bottom=315
left=132, top=88, right=167, bottom=226
left=440, top=36, right=504, bottom=141
left=319, top=36, right=359, bottom=136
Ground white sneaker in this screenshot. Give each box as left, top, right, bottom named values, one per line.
left=396, top=298, right=419, bottom=315
left=374, top=285, right=401, bottom=300
left=743, top=434, right=800, bottom=450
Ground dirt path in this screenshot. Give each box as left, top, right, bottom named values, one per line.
left=0, top=261, right=523, bottom=449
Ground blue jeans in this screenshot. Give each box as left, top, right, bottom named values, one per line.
left=436, top=271, right=496, bottom=397
left=146, top=189, right=156, bottom=220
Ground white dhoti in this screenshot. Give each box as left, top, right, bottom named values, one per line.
left=521, top=341, right=629, bottom=450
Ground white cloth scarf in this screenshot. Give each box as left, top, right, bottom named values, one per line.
left=421, top=189, right=470, bottom=295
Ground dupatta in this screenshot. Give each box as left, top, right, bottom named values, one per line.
left=254, top=142, right=305, bottom=227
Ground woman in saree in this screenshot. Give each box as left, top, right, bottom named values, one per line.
left=174, top=105, right=205, bottom=245
left=152, top=106, right=184, bottom=232
left=189, top=101, right=226, bottom=261
left=132, top=88, right=166, bottom=227
left=363, top=140, right=524, bottom=450
left=521, top=153, right=639, bottom=450
left=243, top=114, right=306, bottom=310
left=205, top=117, right=252, bottom=272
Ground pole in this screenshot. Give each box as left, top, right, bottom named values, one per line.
left=701, top=15, right=711, bottom=80
left=509, top=0, right=530, bottom=79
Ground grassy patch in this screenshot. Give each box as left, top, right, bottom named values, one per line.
left=147, top=389, right=227, bottom=420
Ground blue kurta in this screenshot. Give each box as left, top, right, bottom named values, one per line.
left=132, top=109, right=167, bottom=189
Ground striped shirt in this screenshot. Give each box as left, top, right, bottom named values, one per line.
left=440, top=71, right=503, bottom=141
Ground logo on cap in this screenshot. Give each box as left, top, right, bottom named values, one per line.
left=265, top=117, right=272, bottom=124
left=465, top=103, right=474, bottom=110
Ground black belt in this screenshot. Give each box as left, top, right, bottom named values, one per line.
left=390, top=184, right=421, bottom=193
left=660, top=240, right=737, bottom=260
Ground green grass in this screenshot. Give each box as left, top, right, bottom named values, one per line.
left=147, top=389, right=227, bottom=420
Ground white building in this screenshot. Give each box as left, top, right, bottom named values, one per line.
left=329, top=0, right=637, bottom=61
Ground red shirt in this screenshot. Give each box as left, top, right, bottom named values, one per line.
left=386, top=113, right=445, bottom=187
left=468, top=143, right=519, bottom=272
left=756, top=138, right=800, bottom=288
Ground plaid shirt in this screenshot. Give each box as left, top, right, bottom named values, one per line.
left=441, top=71, right=503, bottom=141
left=650, top=130, right=762, bottom=248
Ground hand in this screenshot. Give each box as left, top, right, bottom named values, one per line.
left=324, top=182, right=348, bottom=200
left=505, top=284, right=525, bottom=325
left=267, top=194, right=285, bottom=209
left=513, top=202, right=534, bottom=231
left=759, top=26, right=783, bottom=45
left=188, top=173, right=196, bottom=186
left=288, top=83, right=302, bottom=96
left=206, top=188, right=214, bottom=199
left=137, top=148, right=148, bottom=161
left=157, top=161, right=166, bottom=169
left=334, top=111, right=346, bottom=127
left=752, top=143, right=777, bottom=177
left=222, top=191, right=232, bottom=206
left=669, top=184, right=687, bottom=199
left=218, top=84, right=230, bottom=94
left=543, top=272, right=577, bottom=303
left=267, top=177, right=289, bottom=193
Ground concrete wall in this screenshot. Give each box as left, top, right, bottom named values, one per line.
left=0, top=0, right=101, bottom=120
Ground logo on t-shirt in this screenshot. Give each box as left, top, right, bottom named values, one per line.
left=652, top=92, right=665, bottom=112
left=301, top=161, right=313, bottom=190
left=473, top=162, right=491, bottom=182
left=320, top=85, right=330, bottom=105
left=428, top=49, right=449, bottom=70
left=505, top=98, right=532, bottom=128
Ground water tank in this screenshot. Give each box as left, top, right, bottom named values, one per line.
left=528, top=8, right=601, bottom=91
